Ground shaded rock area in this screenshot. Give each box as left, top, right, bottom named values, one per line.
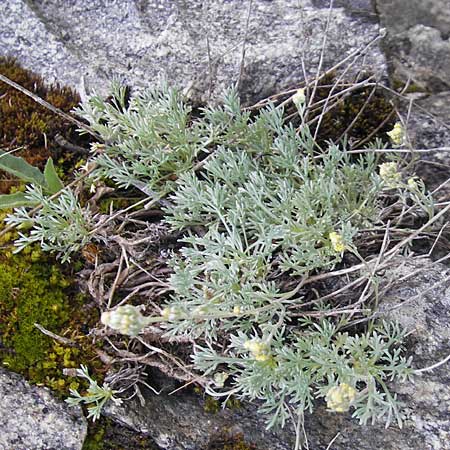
left=104, top=257, right=450, bottom=450
left=0, top=368, right=87, bottom=450
left=0, top=0, right=385, bottom=102
left=105, top=387, right=296, bottom=450
left=376, top=0, right=450, bottom=92
left=403, top=92, right=450, bottom=195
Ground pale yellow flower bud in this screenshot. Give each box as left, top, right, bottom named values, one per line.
left=292, top=88, right=306, bottom=106
left=387, top=122, right=404, bottom=146
left=407, top=177, right=419, bottom=191
left=326, top=383, right=357, bottom=412
left=329, top=232, right=345, bottom=253
left=101, top=305, right=148, bottom=336
left=379, top=162, right=401, bottom=188
left=233, top=305, right=242, bottom=315
left=193, top=305, right=208, bottom=317
left=244, top=339, right=271, bottom=362
left=161, top=306, right=181, bottom=321
left=213, top=371, right=229, bottom=388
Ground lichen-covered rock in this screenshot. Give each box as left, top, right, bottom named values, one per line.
left=0, top=0, right=385, bottom=102
left=0, top=368, right=87, bottom=450
left=104, top=257, right=450, bottom=450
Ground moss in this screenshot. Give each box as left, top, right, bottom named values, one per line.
left=0, top=57, right=86, bottom=192
left=204, top=395, right=221, bottom=414
left=391, top=77, right=428, bottom=94
left=0, top=214, right=102, bottom=395
left=208, top=434, right=256, bottom=450
left=0, top=250, right=70, bottom=372
left=83, top=417, right=158, bottom=450
left=281, top=73, right=396, bottom=148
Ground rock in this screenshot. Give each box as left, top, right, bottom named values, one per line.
left=401, top=92, right=450, bottom=194
left=104, top=257, right=450, bottom=450
left=0, top=0, right=385, bottom=102
left=0, top=368, right=87, bottom=450
left=376, top=0, right=450, bottom=92
left=104, top=387, right=297, bottom=450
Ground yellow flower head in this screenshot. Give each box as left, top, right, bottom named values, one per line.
left=244, top=339, right=271, bottom=362
left=101, top=305, right=148, bottom=336
left=326, top=383, right=357, bottom=413
left=379, top=162, right=401, bottom=188
left=329, top=231, right=345, bottom=253
left=386, top=122, right=404, bottom=146
left=292, top=88, right=306, bottom=106
left=213, top=371, right=229, bottom=388
left=407, top=177, right=419, bottom=191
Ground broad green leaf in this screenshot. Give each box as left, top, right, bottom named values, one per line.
left=44, top=158, right=64, bottom=194
left=0, top=192, right=37, bottom=209
left=0, top=149, right=46, bottom=186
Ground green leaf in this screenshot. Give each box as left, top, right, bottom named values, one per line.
left=0, top=192, right=37, bottom=209
left=0, top=149, right=46, bottom=187
left=44, top=158, right=64, bottom=194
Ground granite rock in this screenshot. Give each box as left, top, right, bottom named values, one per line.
left=376, top=0, right=450, bottom=92
left=0, top=0, right=385, bottom=102
left=0, top=368, right=87, bottom=450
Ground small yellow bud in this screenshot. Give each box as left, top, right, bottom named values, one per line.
left=407, top=177, right=419, bottom=191
left=193, top=305, right=208, bottom=317
left=387, top=122, right=404, bottom=146
left=292, top=88, right=306, bottom=106
left=329, top=232, right=345, bottom=253
left=379, top=162, right=401, bottom=188
left=161, top=306, right=180, bottom=321
left=101, top=305, right=148, bottom=336
left=326, top=383, right=357, bottom=412
left=213, top=372, right=229, bottom=388
left=244, top=339, right=271, bottom=361
left=233, top=305, right=242, bottom=315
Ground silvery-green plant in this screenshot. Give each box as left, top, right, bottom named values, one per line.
left=4, top=185, right=92, bottom=262
left=74, top=81, right=204, bottom=194
left=65, top=365, right=122, bottom=421
left=3, top=81, right=431, bottom=435
left=88, top=84, right=431, bottom=434
left=194, top=319, right=413, bottom=429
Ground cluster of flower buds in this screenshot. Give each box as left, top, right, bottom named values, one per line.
left=329, top=231, right=346, bottom=253
left=379, top=162, right=402, bottom=188
left=101, top=305, right=150, bottom=337
left=386, top=122, right=405, bottom=146
left=244, top=339, right=271, bottom=362
left=326, top=383, right=357, bottom=412
left=292, top=88, right=306, bottom=113
left=161, top=306, right=182, bottom=321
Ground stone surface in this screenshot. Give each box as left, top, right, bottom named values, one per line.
left=376, top=0, right=450, bottom=92
left=0, top=0, right=385, bottom=102
left=401, top=92, right=450, bottom=195
left=0, top=368, right=87, bottom=450
left=104, top=257, right=450, bottom=450
left=104, top=387, right=297, bottom=450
